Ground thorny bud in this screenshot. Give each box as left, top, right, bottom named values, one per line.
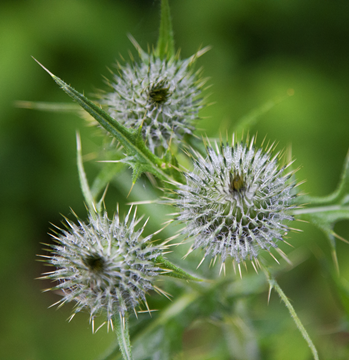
left=171, top=136, right=298, bottom=269
left=101, top=41, right=207, bottom=154
left=39, top=207, right=168, bottom=331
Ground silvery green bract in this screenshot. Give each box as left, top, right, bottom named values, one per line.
left=40, top=208, right=166, bottom=330
left=174, top=137, right=297, bottom=266
left=102, top=43, right=206, bottom=154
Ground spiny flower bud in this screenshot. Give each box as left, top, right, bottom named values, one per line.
left=172, top=136, right=297, bottom=269
left=39, top=207, right=166, bottom=331
left=102, top=42, right=207, bottom=154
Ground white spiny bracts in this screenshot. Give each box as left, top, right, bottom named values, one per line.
left=40, top=207, right=167, bottom=330
left=101, top=42, right=207, bottom=154
left=172, top=136, right=297, bottom=267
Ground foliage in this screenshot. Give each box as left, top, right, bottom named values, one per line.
left=9, top=0, right=349, bottom=359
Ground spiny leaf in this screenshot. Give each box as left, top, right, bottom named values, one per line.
left=156, top=255, right=202, bottom=282
left=156, top=0, right=175, bottom=60
left=33, top=58, right=175, bottom=184
left=293, top=151, right=349, bottom=270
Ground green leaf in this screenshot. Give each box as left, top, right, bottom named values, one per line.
left=33, top=58, right=175, bottom=184
left=156, top=255, right=202, bottom=282
left=113, top=312, right=133, bottom=360
left=15, top=100, right=82, bottom=113
left=293, top=152, right=349, bottom=271
left=156, top=0, right=175, bottom=60
left=76, top=132, right=96, bottom=216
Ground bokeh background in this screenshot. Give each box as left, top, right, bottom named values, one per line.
left=1, top=0, right=349, bottom=359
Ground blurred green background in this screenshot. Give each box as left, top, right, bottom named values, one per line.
left=1, top=0, right=349, bottom=359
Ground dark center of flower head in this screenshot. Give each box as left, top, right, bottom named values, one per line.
left=83, top=254, right=105, bottom=273
left=229, top=171, right=245, bottom=193
left=149, top=81, right=170, bottom=104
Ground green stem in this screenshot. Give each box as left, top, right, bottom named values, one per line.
left=263, top=267, right=319, bottom=360
left=113, top=312, right=132, bottom=360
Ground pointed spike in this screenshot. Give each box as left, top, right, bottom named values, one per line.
left=144, top=299, right=152, bottom=317
left=276, top=248, right=292, bottom=266
left=283, top=239, right=294, bottom=248
left=95, top=322, right=106, bottom=333
left=182, top=246, right=194, bottom=260
left=331, top=248, right=340, bottom=275
left=232, top=260, right=236, bottom=274
left=197, top=255, right=206, bottom=269
left=110, top=318, right=114, bottom=332
left=268, top=283, right=273, bottom=304
left=238, top=263, right=242, bottom=279
left=332, top=231, right=349, bottom=244
left=219, top=262, right=226, bottom=276
left=268, top=251, right=280, bottom=264
left=251, top=260, right=258, bottom=274
left=153, top=285, right=172, bottom=301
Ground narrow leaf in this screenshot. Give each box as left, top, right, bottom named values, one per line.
left=156, top=0, right=175, bottom=60
left=293, top=152, right=349, bottom=269
left=76, top=132, right=96, bottom=216
left=15, top=100, right=81, bottom=113
left=33, top=58, right=174, bottom=184
left=156, top=255, right=202, bottom=282
left=114, top=312, right=133, bottom=360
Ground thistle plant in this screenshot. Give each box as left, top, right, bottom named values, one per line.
left=102, top=45, right=206, bottom=154
left=40, top=208, right=168, bottom=332
left=172, top=137, right=297, bottom=268
left=23, top=0, right=349, bottom=359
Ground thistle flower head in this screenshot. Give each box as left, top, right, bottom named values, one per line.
left=40, top=207, right=166, bottom=329
left=102, top=43, right=206, bottom=154
left=172, top=136, right=297, bottom=267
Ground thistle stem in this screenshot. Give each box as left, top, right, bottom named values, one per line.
left=263, top=266, right=319, bottom=360
left=113, top=312, right=132, bottom=360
